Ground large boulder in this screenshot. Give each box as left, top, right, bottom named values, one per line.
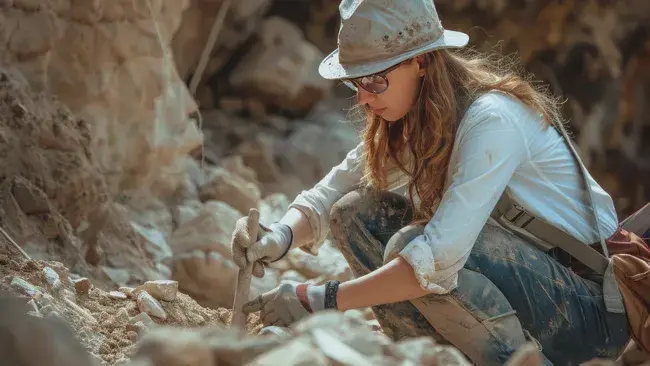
left=229, top=17, right=333, bottom=113
left=0, top=1, right=199, bottom=201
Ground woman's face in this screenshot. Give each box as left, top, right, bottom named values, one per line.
left=354, top=57, right=424, bottom=122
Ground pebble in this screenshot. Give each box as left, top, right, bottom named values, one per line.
left=108, top=291, right=128, bottom=300
left=11, top=277, right=39, bottom=297
left=25, top=299, right=39, bottom=313
left=136, top=291, right=167, bottom=320
left=114, top=308, right=130, bottom=324
left=126, top=321, right=149, bottom=336
left=40, top=304, right=53, bottom=315
left=42, top=267, right=62, bottom=290
left=130, top=312, right=155, bottom=328
left=73, top=278, right=92, bottom=294
left=118, top=287, right=135, bottom=298
left=134, top=280, right=178, bottom=302
left=127, top=331, right=138, bottom=342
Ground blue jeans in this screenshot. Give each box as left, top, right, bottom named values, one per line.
left=329, top=189, right=630, bottom=365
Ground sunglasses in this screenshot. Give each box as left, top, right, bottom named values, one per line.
left=343, top=60, right=409, bottom=94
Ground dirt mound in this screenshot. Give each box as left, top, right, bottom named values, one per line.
left=0, top=240, right=263, bottom=365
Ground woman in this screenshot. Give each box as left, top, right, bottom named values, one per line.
left=232, top=1, right=630, bottom=364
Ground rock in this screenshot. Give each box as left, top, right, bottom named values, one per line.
left=114, top=308, right=130, bottom=325
left=171, top=0, right=272, bottom=80
left=229, top=17, right=332, bottom=112
left=280, top=122, right=358, bottom=186
left=118, top=287, right=135, bottom=298
left=127, top=321, right=148, bottom=336
left=102, top=266, right=131, bottom=287
left=136, top=291, right=167, bottom=320
left=25, top=299, right=39, bottom=313
left=170, top=201, right=240, bottom=256
left=286, top=239, right=352, bottom=283
left=258, top=326, right=292, bottom=338
left=40, top=305, right=53, bottom=315
left=259, top=193, right=290, bottom=225
left=198, top=167, right=261, bottom=215
left=134, top=280, right=179, bottom=302
left=42, top=267, right=62, bottom=290
left=171, top=199, right=202, bottom=228
left=73, top=278, right=92, bottom=294
left=279, top=270, right=307, bottom=283
left=130, top=312, right=155, bottom=329
left=26, top=310, right=42, bottom=318
left=249, top=336, right=329, bottom=365
left=10, top=277, right=39, bottom=297
left=108, top=291, right=128, bottom=300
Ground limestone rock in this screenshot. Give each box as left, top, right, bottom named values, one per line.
left=0, top=1, right=198, bottom=202
left=108, top=291, right=128, bottom=300
left=171, top=0, right=272, bottom=81
left=10, top=277, right=39, bottom=297
left=134, top=280, right=179, bottom=302
left=42, top=267, right=62, bottom=290
left=73, top=278, right=92, bottom=295
left=286, top=239, right=352, bottom=283
left=171, top=201, right=240, bottom=255
left=136, top=291, right=167, bottom=320
left=230, top=17, right=332, bottom=112
left=198, top=167, right=261, bottom=215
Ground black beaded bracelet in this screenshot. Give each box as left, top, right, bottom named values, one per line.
left=270, top=223, right=293, bottom=263
left=324, top=280, right=341, bottom=310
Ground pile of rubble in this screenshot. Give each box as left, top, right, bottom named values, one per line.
left=0, top=241, right=540, bottom=366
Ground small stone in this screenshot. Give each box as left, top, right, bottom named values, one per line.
left=126, top=321, right=149, bottom=335
left=108, top=291, right=128, bottom=300
left=127, top=331, right=138, bottom=342
left=42, top=267, right=62, bottom=290
left=73, top=278, right=92, bottom=294
left=114, top=308, right=129, bottom=324
left=46, top=310, right=62, bottom=320
left=136, top=291, right=167, bottom=320
left=40, top=304, right=53, bottom=315
left=25, top=299, right=39, bottom=313
left=36, top=292, right=54, bottom=307
left=130, top=312, right=155, bottom=328
left=134, top=280, right=178, bottom=302
left=11, top=277, right=38, bottom=297
left=118, top=287, right=135, bottom=298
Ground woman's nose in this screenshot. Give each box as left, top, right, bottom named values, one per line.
left=357, top=88, right=376, bottom=105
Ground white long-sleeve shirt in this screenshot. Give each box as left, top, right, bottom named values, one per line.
left=288, top=91, right=619, bottom=294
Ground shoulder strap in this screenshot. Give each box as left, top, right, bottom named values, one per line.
left=490, top=119, right=611, bottom=275
left=553, top=120, right=610, bottom=258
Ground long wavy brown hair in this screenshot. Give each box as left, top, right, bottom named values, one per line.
left=357, top=49, right=564, bottom=224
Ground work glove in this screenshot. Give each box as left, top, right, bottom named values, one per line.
left=231, top=217, right=292, bottom=278
left=243, top=280, right=328, bottom=327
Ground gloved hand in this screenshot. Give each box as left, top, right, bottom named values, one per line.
left=231, top=217, right=292, bottom=278
left=243, top=280, right=329, bottom=327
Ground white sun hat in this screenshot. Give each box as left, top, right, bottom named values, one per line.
left=319, top=0, right=469, bottom=80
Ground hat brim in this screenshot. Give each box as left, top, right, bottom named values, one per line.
left=319, top=29, right=469, bottom=80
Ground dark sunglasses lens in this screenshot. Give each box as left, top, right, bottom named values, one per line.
left=360, top=75, right=388, bottom=94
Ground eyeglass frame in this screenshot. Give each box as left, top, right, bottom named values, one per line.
left=342, top=59, right=411, bottom=94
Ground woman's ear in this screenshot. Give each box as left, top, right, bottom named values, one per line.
left=416, top=56, right=425, bottom=77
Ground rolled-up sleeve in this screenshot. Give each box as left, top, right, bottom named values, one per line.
left=289, top=142, right=365, bottom=255
left=399, top=105, right=527, bottom=293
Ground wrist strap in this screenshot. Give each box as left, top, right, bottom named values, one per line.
left=324, top=280, right=341, bottom=310
left=270, top=223, right=293, bottom=263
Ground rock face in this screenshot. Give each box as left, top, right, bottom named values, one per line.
left=229, top=17, right=332, bottom=112
left=0, top=0, right=199, bottom=202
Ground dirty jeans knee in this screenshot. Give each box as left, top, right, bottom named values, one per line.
left=329, top=189, right=443, bottom=341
